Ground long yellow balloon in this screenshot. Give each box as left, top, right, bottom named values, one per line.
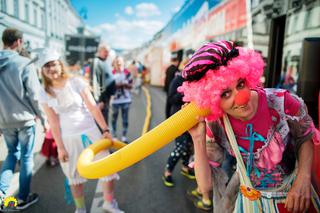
left=77, top=102, right=210, bottom=179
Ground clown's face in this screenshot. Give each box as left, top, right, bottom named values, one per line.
left=219, top=78, right=258, bottom=121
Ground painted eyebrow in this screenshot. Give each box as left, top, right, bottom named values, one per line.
left=238, top=78, right=246, bottom=83
left=221, top=88, right=231, bottom=94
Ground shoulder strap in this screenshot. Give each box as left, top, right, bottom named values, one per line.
left=223, top=114, right=253, bottom=187
left=223, top=114, right=263, bottom=211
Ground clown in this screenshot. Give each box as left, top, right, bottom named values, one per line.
left=179, top=41, right=320, bottom=212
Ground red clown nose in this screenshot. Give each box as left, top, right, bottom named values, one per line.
left=235, top=89, right=251, bottom=106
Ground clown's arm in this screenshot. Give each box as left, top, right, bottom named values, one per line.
left=284, top=92, right=316, bottom=212
left=189, top=120, right=212, bottom=194
left=285, top=140, right=313, bottom=212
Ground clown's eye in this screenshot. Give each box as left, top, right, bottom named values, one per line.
left=221, top=89, right=231, bottom=99
left=236, top=79, right=246, bottom=90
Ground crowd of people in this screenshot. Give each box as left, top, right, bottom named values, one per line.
left=0, top=27, right=319, bottom=213
left=0, top=28, right=142, bottom=213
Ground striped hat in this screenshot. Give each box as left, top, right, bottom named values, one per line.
left=182, top=41, right=239, bottom=81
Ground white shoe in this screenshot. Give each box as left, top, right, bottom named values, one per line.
left=102, top=200, right=124, bottom=213
left=75, top=208, right=87, bottom=213
left=121, top=136, right=128, bottom=143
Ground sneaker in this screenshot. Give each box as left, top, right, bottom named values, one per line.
left=102, top=199, right=124, bottom=213
left=193, top=198, right=213, bottom=211
left=49, top=157, right=59, bottom=167
left=181, top=168, right=196, bottom=180
left=16, top=193, right=39, bottom=210
left=121, top=136, right=128, bottom=143
left=187, top=188, right=202, bottom=200
left=162, top=175, right=174, bottom=187
left=75, top=208, right=87, bottom=213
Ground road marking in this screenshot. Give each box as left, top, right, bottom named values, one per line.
left=90, top=86, right=152, bottom=212
left=89, top=180, right=104, bottom=213
left=141, top=86, right=152, bottom=135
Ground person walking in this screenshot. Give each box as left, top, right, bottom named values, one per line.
left=164, top=55, right=180, bottom=118
left=38, top=49, right=124, bottom=213
left=162, top=70, right=195, bottom=187
left=111, top=56, right=133, bottom=143
left=93, top=43, right=116, bottom=125
left=0, top=28, right=46, bottom=210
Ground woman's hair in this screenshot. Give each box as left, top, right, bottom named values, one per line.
left=179, top=44, right=264, bottom=121
left=41, top=60, right=70, bottom=97
left=112, top=56, right=124, bottom=71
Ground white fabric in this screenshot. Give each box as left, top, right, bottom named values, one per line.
left=39, top=77, right=96, bottom=136
left=60, top=126, right=119, bottom=185
left=111, top=72, right=132, bottom=104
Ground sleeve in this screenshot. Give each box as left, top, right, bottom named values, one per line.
left=284, top=92, right=317, bottom=153
left=206, top=120, right=237, bottom=156
left=168, top=76, right=184, bottom=106
left=204, top=121, right=226, bottom=164
left=72, top=77, right=89, bottom=94
left=164, top=68, right=170, bottom=92
left=22, top=64, right=47, bottom=125
left=38, top=88, right=48, bottom=104
left=207, top=121, right=228, bottom=144
left=126, top=72, right=133, bottom=85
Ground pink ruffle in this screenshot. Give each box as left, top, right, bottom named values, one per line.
left=256, top=131, right=285, bottom=171
left=313, top=127, right=320, bottom=145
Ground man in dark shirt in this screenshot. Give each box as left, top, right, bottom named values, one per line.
left=164, top=57, right=180, bottom=118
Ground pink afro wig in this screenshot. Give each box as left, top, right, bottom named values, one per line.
left=178, top=41, right=264, bottom=121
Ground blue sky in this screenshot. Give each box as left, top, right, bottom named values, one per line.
left=71, top=0, right=185, bottom=50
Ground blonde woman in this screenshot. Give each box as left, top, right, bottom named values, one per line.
left=38, top=49, right=124, bottom=213
left=110, top=56, right=133, bottom=143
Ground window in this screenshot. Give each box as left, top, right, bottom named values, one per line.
left=0, top=0, right=6, bottom=12
left=33, top=2, right=38, bottom=27
left=34, top=8, right=38, bottom=27
left=25, top=3, right=29, bottom=22
left=14, top=0, right=19, bottom=18
left=41, top=10, right=45, bottom=29
left=304, top=9, right=312, bottom=29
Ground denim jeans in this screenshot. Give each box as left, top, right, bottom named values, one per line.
left=0, top=126, right=35, bottom=200
left=111, top=103, right=130, bottom=137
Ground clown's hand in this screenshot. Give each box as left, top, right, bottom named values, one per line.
left=285, top=174, right=311, bottom=212
left=181, top=103, right=206, bottom=140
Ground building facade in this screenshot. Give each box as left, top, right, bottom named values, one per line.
left=134, top=0, right=320, bottom=89
left=0, top=0, right=88, bottom=53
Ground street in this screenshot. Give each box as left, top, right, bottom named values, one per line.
left=0, top=86, right=202, bottom=213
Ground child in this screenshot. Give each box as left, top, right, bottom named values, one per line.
left=40, top=129, right=58, bottom=167
left=38, top=49, right=124, bottom=213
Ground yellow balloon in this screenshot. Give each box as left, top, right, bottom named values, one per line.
left=77, top=102, right=210, bottom=179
